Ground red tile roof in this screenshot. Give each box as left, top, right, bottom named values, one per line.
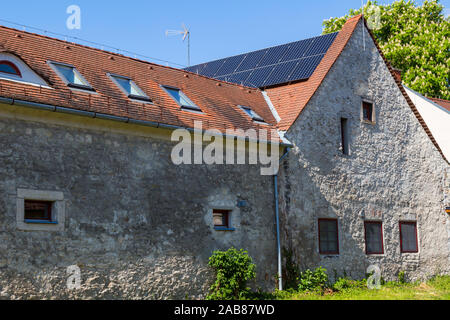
left=0, top=25, right=281, bottom=142
left=427, top=97, right=450, bottom=112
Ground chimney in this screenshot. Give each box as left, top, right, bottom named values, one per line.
left=392, top=68, right=402, bottom=83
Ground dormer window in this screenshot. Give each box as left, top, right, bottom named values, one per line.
left=162, top=85, right=202, bottom=112
left=108, top=73, right=152, bottom=103
left=0, top=61, right=21, bottom=77
left=48, top=61, right=94, bottom=92
left=239, top=105, right=266, bottom=124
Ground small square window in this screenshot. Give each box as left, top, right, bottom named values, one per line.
left=399, top=222, right=418, bottom=253
left=109, top=74, right=152, bottom=102
left=213, top=209, right=234, bottom=230
left=162, top=86, right=201, bottom=112
left=48, top=61, right=94, bottom=91
left=364, top=221, right=384, bottom=254
left=24, top=200, right=53, bottom=221
left=362, top=101, right=374, bottom=122
left=318, top=219, right=339, bottom=254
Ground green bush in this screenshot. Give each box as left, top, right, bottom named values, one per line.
left=206, top=248, right=256, bottom=300
left=297, top=267, right=329, bottom=292
left=398, top=271, right=407, bottom=284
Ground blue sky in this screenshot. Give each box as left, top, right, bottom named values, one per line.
left=1, top=0, right=448, bottom=68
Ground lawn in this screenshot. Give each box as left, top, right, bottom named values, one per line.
left=273, top=275, right=450, bottom=300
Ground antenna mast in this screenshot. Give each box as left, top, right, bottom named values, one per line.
left=166, top=24, right=191, bottom=67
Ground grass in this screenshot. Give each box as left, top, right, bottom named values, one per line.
left=252, top=275, right=450, bottom=300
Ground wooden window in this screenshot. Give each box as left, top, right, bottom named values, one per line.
left=364, top=221, right=384, bottom=254
left=399, top=222, right=418, bottom=253
left=318, top=219, right=339, bottom=254
left=24, top=200, right=52, bottom=221
left=362, top=101, right=374, bottom=122
left=213, top=209, right=230, bottom=228
left=340, top=118, right=349, bottom=155
left=0, top=60, right=21, bottom=77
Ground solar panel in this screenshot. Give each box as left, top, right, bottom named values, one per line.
left=304, top=33, right=338, bottom=56
left=288, top=54, right=325, bottom=81
left=245, top=66, right=275, bottom=88
left=263, top=60, right=299, bottom=87
left=235, top=49, right=268, bottom=72
left=200, top=59, right=228, bottom=77
left=215, top=55, right=247, bottom=77
left=186, top=32, right=338, bottom=87
left=279, top=38, right=314, bottom=63
left=257, top=44, right=289, bottom=67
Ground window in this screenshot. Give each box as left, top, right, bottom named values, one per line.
left=239, top=105, right=266, bottom=124
left=48, top=61, right=94, bottom=91
left=24, top=200, right=53, bottom=222
left=340, top=117, right=349, bottom=155
left=162, top=86, right=201, bottom=111
left=213, top=209, right=234, bottom=231
left=399, top=222, right=418, bottom=253
left=364, top=221, right=384, bottom=254
left=318, top=219, right=339, bottom=254
left=108, top=74, right=152, bottom=102
left=16, top=189, right=66, bottom=232
left=362, top=101, right=374, bottom=123
left=0, top=60, right=21, bottom=77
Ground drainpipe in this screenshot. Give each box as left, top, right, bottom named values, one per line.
left=274, top=147, right=290, bottom=291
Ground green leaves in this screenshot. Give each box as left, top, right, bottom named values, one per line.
left=322, top=0, right=450, bottom=99
left=297, top=267, right=329, bottom=292
left=206, top=248, right=256, bottom=300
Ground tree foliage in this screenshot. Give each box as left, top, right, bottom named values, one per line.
left=322, top=0, right=450, bottom=100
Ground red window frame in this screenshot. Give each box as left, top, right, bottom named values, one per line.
left=399, top=222, right=419, bottom=253
left=318, top=218, right=339, bottom=255
left=362, top=101, right=374, bottom=122
left=0, top=60, right=22, bottom=77
left=364, top=221, right=384, bottom=254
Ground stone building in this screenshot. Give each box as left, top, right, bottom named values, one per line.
left=0, top=15, right=448, bottom=299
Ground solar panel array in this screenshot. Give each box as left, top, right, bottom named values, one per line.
left=185, top=32, right=338, bottom=88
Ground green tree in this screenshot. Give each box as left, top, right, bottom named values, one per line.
left=323, top=0, right=450, bottom=100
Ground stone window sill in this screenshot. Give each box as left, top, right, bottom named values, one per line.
left=214, top=227, right=236, bottom=232
left=24, top=220, right=59, bottom=225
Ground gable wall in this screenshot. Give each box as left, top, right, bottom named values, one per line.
left=278, top=21, right=449, bottom=282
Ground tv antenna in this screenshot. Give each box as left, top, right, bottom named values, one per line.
left=166, top=24, right=191, bottom=67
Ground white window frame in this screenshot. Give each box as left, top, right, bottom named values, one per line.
left=47, top=61, right=95, bottom=93
left=161, top=85, right=202, bottom=112
left=361, top=99, right=376, bottom=124
left=107, top=73, right=152, bottom=104
left=16, top=189, right=66, bottom=232
left=238, top=105, right=267, bottom=124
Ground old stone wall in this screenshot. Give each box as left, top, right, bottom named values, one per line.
left=0, top=106, right=278, bottom=299
left=278, top=21, right=449, bottom=283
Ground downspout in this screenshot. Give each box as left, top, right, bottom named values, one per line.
left=274, top=146, right=290, bottom=291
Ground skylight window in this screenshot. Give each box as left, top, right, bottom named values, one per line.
left=162, top=86, right=201, bottom=112
left=239, top=105, right=266, bottom=123
left=48, top=61, right=94, bottom=91
left=0, top=61, right=21, bottom=77
left=108, top=74, right=152, bottom=103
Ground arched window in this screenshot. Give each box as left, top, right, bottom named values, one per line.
left=0, top=60, right=22, bottom=77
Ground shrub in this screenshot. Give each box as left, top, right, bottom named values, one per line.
left=297, top=267, right=329, bottom=292
left=206, top=248, right=256, bottom=300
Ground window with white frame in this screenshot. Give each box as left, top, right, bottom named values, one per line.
left=108, top=73, right=152, bottom=102
left=48, top=61, right=94, bottom=91
left=162, top=85, right=201, bottom=112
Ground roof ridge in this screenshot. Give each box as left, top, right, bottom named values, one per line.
left=0, top=24, right=261, bottom=92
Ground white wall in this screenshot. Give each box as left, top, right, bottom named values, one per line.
left=404, top=86, right=450, bottom=161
